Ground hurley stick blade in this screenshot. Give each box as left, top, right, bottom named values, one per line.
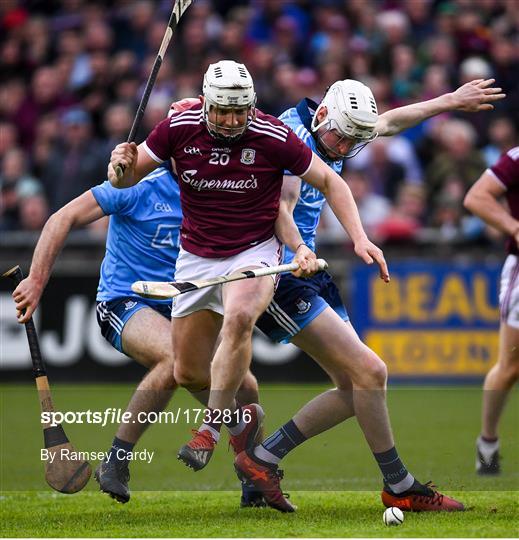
left=44, top=441, right=92, bottom=494
left=37, top=376, right=92, bottom=494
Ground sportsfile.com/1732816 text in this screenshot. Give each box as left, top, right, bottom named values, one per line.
left=40, top=407, right=252, bottom=427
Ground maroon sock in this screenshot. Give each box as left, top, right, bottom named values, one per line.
left=481, top=435, right=498, bottom=443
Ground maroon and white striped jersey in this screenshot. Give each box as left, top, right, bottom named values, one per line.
left=144, top=104, right=313, bottom=257
left=489, top=146, right=519, bottom=255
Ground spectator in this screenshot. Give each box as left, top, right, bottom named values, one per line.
left=13, top=66, right=76, bottom=149
left=0, top=148, right=47, bottom=231
left=426, top=119, right=487, bottom=201
left=18, top=194, right=49, bottom=231
left=348, top=132, right=424, bottom=186
left=247, top=0, right=310, bottom=46
left=483, top=117, right=518, bottom=166
left=349, top=137, right=406, bottom=202
left=319, top=170, right=392, bottom=241
left=391, top=44, right=421, bottom=101
left=374, top=183, right=426, bottom=243
left=347, top=169, right=392, bottom=234
left=114, top=0, right=155, bottom=61
left=0, top=121, right=18, bottom=159
left=431, top=195, right=461, bottom=241
left=40, top=107, right=107, bottom=212
left=102, top=103, right=133, bottom=153
left=454, top=9, right=492, bottom=60
left=403, top=0, right=434, bottom=46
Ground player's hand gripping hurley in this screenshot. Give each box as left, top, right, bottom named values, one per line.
left=2, top=266, right=92, bottom=493
left=132, top=259, right=329, bottom=300
left=115, top=0, right=193, bottom=179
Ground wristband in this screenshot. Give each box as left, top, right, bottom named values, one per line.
left=296, top=242, right=306, bottom=251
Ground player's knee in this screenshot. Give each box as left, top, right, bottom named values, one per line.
left=173, top=363, right=208, bottom=390
left=356, top=353, right=387, bottom=389
left=370, top=356, right=388, bottom=387
left=222, top=309, right=255, bottom=340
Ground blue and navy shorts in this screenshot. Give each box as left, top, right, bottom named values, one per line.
left=96, top=297, right=172, bottom=353
left=256, top=271, right=349, bottom=344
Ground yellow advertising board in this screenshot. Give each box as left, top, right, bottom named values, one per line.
left=352, top=262, right=500, bottom=378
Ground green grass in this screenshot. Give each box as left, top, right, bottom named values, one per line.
left=1, top=383, right=518, bottom=537
left=1, top=490, right=517, bottom=537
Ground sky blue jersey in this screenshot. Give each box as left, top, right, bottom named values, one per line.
left=92, top=166, right=182, bottom=304
left=279, top=98, right=343, bottom=263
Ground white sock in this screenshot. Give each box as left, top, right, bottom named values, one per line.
left=477, top=436, right=499, bottom=464
left=388, top=472, right=415, bottom=494
left=227, top=417, right=246, bottom=436
left=200, top=424, right=220, bottom=442
left=254, top=444, right=280, bottom=465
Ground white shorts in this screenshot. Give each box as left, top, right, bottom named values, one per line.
left=171, top=236, right=283, bottom=318
left=499, top=254, right=519, bottom=329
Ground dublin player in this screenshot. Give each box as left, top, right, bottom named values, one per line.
left=233, top=78, right=504, bottom=512
left=11, top=158, right=264, bottom=507
left=107, top=61, right=389, bottom=477
left=168, top=78, right=503, bottom=512
left=464, top=146, right=519, bottom=475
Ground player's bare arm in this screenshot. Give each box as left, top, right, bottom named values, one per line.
left=108, top=142, right=158, bottom=188
left=464, top=170, right=519, bottom=243
left=274, top=175, right=319, bottom=277
left=375, top=79, right=506, bottom=137
left=12, top=191, right=106, bottom=323
left=301, top=155, right=390, bottom=282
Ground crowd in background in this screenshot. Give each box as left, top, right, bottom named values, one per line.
left=0, top=0, right=518, bottom=248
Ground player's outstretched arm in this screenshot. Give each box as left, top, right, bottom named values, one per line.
left=108, top=142, right=158, bottom=188
left=464, top=170, right=519, bottom=242
left=12, top=191, right=105, bottom=323
left=275, top=175, right=319, bottom=277
left=376, top=79, right=506, bottom=137
left=301, top=155, right=390, bottom=282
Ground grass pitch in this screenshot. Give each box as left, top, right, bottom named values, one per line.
left=1, top=490, right=517, bottom=537
left=1, top=383, right=518, bottom=537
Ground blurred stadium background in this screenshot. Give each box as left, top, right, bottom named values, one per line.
left=1, top=0, right=518, bottom=383
left=1, top=1, right=518, bottom=536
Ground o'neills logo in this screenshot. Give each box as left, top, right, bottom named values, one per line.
left=180, top=169, right=259, bottom=193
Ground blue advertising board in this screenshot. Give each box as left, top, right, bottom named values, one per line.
left=351, top=260, right=500, bottom=379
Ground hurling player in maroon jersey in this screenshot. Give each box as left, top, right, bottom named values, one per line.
left=108, top=60, right=389, bottom=473
left=465, top=146, right=519, bottom=475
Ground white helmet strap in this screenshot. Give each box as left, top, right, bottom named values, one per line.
left=310, top=102, right=329, bottom=133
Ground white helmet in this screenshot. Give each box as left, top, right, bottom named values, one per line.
left=202, top=60, right=256, bottom=141
left=312, top=79, right=378, bottom=158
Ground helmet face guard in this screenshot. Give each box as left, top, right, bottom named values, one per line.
left=314, top=116, right=378, bottom=160
left=203, top=100, right=256, bottom=143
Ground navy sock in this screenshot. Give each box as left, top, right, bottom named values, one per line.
left=373, top=446, right=414, bottom=493
left=260, top=419, right=307, bottom=460
left=108, top=437, right=135, bottom=462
